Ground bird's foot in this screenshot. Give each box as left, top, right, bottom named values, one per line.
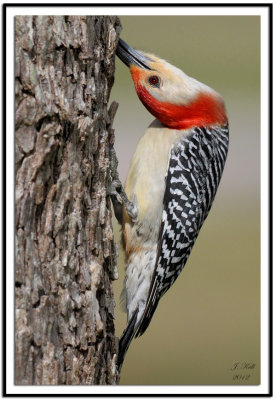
left=125, top=197, right=138, bottom=223
left=109, top=178, right=138, bottom=224
left=109, top=142, right=138, bottom=224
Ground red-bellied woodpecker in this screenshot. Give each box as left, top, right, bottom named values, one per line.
left=115, top=38, right=229, bottom=370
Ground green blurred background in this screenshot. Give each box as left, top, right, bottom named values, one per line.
left=110, top=16, right=260, bottom=385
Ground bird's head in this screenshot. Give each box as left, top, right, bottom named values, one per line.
left=116, top=38, right=227, bottom=130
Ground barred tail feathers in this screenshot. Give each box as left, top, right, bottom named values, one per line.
left=118, top=247, right=158, bottom=370
left=118, top=308, right=139, bottom=371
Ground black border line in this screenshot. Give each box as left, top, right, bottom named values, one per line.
left=1, top=2, right=275, bottom=6
left=268, top=2, right=273, bottom=398
left=2, top=2, right=7, bottom=399
left=2, top=2, right=275, bottom=6
left=3, top=2, right=272, bottom=397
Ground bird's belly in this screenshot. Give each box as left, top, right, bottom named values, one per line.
left=134, top=165, right=165, bottom=236
left=124, top=245, right=157, bottom=321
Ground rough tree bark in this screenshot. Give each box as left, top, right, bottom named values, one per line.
left=15, top=15, right=121, bottom=385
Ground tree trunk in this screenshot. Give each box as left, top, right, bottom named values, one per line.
left=15, top=15, right=121, bottom=385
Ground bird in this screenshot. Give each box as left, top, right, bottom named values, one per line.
left=115, top=38, right=229, bottom=370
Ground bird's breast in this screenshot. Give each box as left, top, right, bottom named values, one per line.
left=123, top=120, right=188, bottom=249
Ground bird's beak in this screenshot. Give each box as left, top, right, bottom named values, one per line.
left=116, top=38, right=152, bottom=70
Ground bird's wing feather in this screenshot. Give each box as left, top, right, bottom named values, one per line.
left=135, top=124, right=229, bottom=337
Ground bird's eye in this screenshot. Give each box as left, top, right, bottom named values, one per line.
left=148, top=75, right=160, bottom=88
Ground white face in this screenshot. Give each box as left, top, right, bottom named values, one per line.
left=137, top=52, right=220, bottom=106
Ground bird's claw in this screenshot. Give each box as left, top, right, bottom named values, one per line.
left=109, top=179, right=138, bottom=224
left=125, top=200, right=138, bottom=222
left=110, top=179, right=123, bottom=201
left=109, top=143, right=138, bottom=224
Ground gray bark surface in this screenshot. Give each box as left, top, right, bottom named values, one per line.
left=15, top=15, right=121, bottom=385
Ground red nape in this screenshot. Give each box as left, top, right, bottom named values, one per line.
left=135, top=84, right=228, bottom=130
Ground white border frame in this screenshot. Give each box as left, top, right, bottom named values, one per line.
left=4, top=2, right=271, bottom=396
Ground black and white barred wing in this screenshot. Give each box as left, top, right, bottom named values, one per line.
left=136, top=125, right=229, bottom=337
